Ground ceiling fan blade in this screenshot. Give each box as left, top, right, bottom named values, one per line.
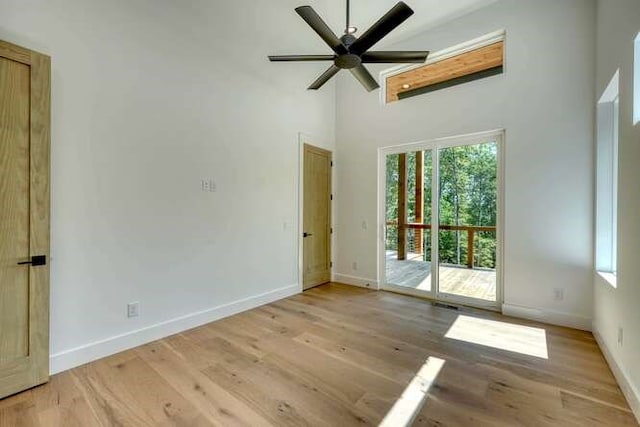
left=308, top=65, right=341, bottom=90
left=350, top=2, right=414, bottom=55
left=269, top=55, right=336, bottom=62
left=361, top=51, right=429, bottom=63
left=295, top=6, right=347, bottom=55
left=350, top=64, right=379, bottom=92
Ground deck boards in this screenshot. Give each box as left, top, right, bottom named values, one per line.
left=386, top=251, right=497, bottom=301
left=0, top=283, right=636, bottom=426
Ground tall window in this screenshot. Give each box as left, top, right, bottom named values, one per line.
left=596, top=70, right=619, bottom=278
left=634, top=33, right=639, bottom=125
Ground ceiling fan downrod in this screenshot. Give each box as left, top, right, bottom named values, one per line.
left=345, top=0, right=357, bottom=34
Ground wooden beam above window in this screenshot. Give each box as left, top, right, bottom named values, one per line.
left=386, top=41, right=504, bottom=103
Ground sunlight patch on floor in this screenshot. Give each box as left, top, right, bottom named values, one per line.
left=379, top=357, right=446, bottom=427
left=444, top=315, right=548, bottom=359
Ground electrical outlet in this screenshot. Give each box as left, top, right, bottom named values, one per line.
left=618, top=327, right=623, bottom=346
left=352, top=261, right=358, bottom=271
left=127, top=302, right=140, bottom=318
left=362, top=220, right=368, bottom=230
left=553, top=288, right=564, bottom=301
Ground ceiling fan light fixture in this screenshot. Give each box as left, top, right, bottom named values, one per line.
left=346, top=26, right=358, bottom=34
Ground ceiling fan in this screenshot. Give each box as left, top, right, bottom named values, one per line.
left=268, top=1, right=429, bottom=91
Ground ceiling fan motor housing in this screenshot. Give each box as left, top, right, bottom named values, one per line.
left=340, top=33, right=357, bottom=47
left=335, top=34, right=360, bottom=69
left=335, top=54, right=361, bottom=69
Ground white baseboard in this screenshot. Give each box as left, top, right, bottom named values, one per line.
left=333, top=273, right=378, bottom=290
left=593, top=327, right=640, bottom=423
left=49, top=283, right=300, bottom=375
left=502, top=303, right=592, bottom=331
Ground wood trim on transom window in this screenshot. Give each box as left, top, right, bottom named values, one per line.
left=385, top=40, right=504, bottom=103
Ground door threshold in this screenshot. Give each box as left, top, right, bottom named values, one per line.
left=432, top=301, right=460, bottom=311
left=380, top=287, right=501, bottom=314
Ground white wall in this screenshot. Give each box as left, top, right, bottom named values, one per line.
left=593, top=0, right=640, bottom=419
left=2, top=0, right=623, bottom=384
left=335, top=0, right=596, bottom=328
left=1, top=0, right=336, bottom=372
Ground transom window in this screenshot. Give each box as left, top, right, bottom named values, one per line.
left=381, top=31, right=505, bottom=104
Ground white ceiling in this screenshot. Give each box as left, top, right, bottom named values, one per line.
left=322, top=0, right=497, bottom=47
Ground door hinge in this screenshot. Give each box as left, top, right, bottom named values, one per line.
left=330, top=227, right=333, bottom=234
left=330, top=194, right=333, bottom=201
left=331, top=161, right=334, bottom=167
left=330, top=261, right=333, bottom=267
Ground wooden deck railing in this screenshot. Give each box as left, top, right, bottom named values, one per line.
left=386, top=222, right=496, bottom=268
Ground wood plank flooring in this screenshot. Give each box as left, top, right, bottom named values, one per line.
left=0, top=283, right=636, bottom=426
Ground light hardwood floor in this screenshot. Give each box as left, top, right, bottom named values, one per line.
left=0, top=283, right=637, bottom=426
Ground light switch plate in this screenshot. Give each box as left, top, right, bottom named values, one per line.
left=127, top=302, right=140, bottom=318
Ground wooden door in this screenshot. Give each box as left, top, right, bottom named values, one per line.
left=0, top=40, right=51, bottom=399
left=303, top=144, right=331, bottom=290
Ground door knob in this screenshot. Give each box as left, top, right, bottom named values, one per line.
left=17, top=255, right=47, bottom=266
left=303, top=232, right=313, bottom=238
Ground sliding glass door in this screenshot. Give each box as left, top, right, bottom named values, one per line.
left=437, top=141, right=499, bottom=305
left=380, top=131, right=502, bottom=309
left=385, top=150, right=434, bottom=293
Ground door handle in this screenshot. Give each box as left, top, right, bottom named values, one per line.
left=303, top=232, right=313, bottom=238
left=17, top=255, right=47, bottom=266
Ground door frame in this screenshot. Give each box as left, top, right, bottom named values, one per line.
left=377, top=129, right=505, bottom=310
left=0, top=39, right=51, bottom=398
left=297, top=133, right=334, bottom=291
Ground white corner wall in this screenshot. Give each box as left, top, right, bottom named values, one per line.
left=1, top=0, right=336, bottom=373
left=593, top=0, right=640, bottom=420
left=335, top=0, right=596, bottom=329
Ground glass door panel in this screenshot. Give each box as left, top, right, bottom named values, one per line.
left=385, top=151, right=433, bottom=294
left=437, top=141, right=498, bottom=304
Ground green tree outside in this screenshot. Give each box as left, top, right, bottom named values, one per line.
left=385, top=142, right=497, bottom=269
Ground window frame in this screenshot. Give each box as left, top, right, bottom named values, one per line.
left=379, top=29, right=506, bottom=105
left=634, top=32, right=639, bottom=125
left=596, top=70, right=620, bottom=281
